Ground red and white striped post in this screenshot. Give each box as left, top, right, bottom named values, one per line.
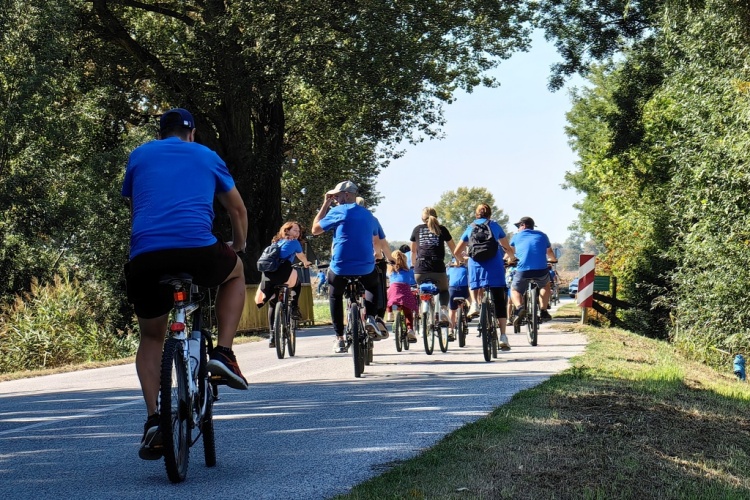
left=577, top=254, right=595, bottom=323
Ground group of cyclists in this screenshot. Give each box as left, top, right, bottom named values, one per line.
left=121, top=107, right=558, bottom=461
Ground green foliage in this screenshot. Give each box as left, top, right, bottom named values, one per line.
left=432, top=186, right=508, bottom=241
left=0, top=273, right=138, bottom=373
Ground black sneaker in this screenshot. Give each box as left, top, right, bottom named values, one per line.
left=540, top=309, right=552, bottom=321
left=513, top=306, right=526, bottom=328
left=207, top=347, right=249, bottom=390
left=138, top=413, right=163, bottom=460
left=268, top=340, right=276, bottom=348
left=291, top=306, right=303, bottom=320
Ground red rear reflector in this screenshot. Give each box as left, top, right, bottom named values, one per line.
left=174, top=290, right=187, bottom=301
left=420, top=294, right=432, bottom=301
left=170, top=322, right=185, bottom=332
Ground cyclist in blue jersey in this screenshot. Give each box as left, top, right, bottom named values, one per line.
left=122, top=108, right=249, bottom=459
left=509, top=216, right=558, bottom=327
left=446, top=257, right=470, bottom=341
left=311, top=180, right=389, bottom=353
left=453, top=203, right=515, bottom=351
left=255, top=221, right=312, bottom=347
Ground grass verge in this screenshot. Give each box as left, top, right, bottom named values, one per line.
left=337, top=319, right=750, bottom=499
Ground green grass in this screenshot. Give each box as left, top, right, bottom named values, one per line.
left=335, top=319, right=750, bottom=499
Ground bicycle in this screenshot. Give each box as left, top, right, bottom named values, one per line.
left=157, top=273, right=220, bottom=483
left=271, top=263, right=306, bottom=359
left=453, top=297, right=469, bottom=348
left=342, top=276, right=376, bottom=377
left=418, top=281, right=450, bottom=354
left=523, top=278, right=543, bottom=347
left=477, top=285, right=499, bottom=362
left=392, top=304, right=410, bottom=352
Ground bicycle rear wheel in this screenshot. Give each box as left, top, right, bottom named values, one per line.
left=393, top=311, right=403, bottom=352
left=480, top=302, right=492, bottom=362
left=160, top=338, right=191, bottom=483
left=422, top=311, right=434, bottom=355
left=457, top=305, right=467, bottom=347
left=273, top=302, right=286, bottom=359
left=350, top=304, right=365, bottom=377
left=438, top=323, right=449, bottom=353
left=288, top=317, right=297, bottom=357
left=526, top=288, right=538, bottom=346
left=199, top=330, right=216, bottom=467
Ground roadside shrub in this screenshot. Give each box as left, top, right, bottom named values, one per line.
left=0, top=273, right=137, bottom=373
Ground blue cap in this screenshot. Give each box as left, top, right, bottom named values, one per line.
left=159, top=108, right=195, bottom=131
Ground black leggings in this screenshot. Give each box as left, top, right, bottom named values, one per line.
left=327, top=268, right=380, bottom=336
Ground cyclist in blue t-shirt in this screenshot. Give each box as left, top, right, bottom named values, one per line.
left=311, top=180, right=389, bottom=353
left=316, top=269, right=327, bottom=295
left=255, top=221, right=312, bottom=347
left=122, top=108, right=249, bottom=460
left=446, top=257, right=470, bottom=341
left=509, top=216, right=557, bottom=327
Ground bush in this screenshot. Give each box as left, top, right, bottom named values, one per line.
left=0, top=273, right=137, bottom=373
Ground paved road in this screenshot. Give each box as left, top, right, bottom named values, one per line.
left=0, top=300, right=584, bottom=499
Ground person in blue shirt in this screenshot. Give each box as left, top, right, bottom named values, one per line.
left=446, top=257, right=470, bottom=341
left=255, top=221, right=312, bottom=347
left=509, top=216, right=557, bottom=327
left=386, top=249, right=419, bottom=341
left=316, top=269, right=327, bottom=296
left=311, top=180, right=389, bottom=353
left=453, top=203, right=516, bottom=351
left=122, top=108, right=249, bottom=460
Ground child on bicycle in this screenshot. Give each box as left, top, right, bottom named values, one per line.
left=386, top=249, right=418, bottom=341
left=446, top=256, right=470, bottom=341
left=255, top=221, right=312, bottom=347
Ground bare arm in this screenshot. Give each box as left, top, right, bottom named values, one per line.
left=499, top=236, right=515, bottom=261
left=453, top=240, right=466, bottom=263
left=311, top=193, right=335, bottom=236
left=376, top=236, right=391, bottom=261
left=546, top=247, right=557, bottom=262
left=216, top=187, right=247, bottom=252
left=295, top=251, right=312, bottom=267
left=410, top=241, right=417, bottom=265
left=446, top=238, right=457, bottom=259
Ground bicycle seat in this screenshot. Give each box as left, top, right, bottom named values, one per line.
left=159, top=273, right=193, bottom=287
left=453, top=297, right=467, bottom=305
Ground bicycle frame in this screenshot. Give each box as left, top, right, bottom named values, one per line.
left=478, top=286, right=498, bottom=361
left=343, top=277, right=370, bottom=377
left=418, top=284, right=439, bottom=355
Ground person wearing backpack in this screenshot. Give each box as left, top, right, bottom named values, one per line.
left=509, top=216, right=557, bottom=327
left=453, top=203, right=515, bottom=351
left=409, top=207, right=458, bottom=326
left=255, top=221, right=312, bottom=347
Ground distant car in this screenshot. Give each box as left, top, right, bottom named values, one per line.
left=568, top=278, right=579, bottom=298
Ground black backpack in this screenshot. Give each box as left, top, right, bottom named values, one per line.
left=467, top=221, right=498, bottom=262
left=256, top=242, right=282, bottom=272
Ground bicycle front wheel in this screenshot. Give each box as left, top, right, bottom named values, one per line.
left=160, top=338, right=191, bottom=483
left=274, top=302, right=286, bottom=359
left=199, top=330, right=216, bottom=467
left=527, top=288, right=538, bottom=347
left=393, top=311, right=403, bottom=352
left=480, top=302, right=492, bottom=362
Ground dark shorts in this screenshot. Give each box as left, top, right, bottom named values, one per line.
left=125, top=241, right=238, bottom=319
left=448, top=286, right=469, bottom=310
left=511, top=269, right=550, bottom=293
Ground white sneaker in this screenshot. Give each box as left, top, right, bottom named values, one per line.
left=333, top=338, right=347, bottom=354
left=407, top=329, right=417, bottom=341
left=499, top=334, right=511, bottom=351
left=467, top=302, right=479, bottom=319
left=365, top=315, right=388, bottom=340
left=438, top=307, right=450, bottom=326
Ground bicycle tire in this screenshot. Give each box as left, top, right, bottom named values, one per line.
left=366, top=338, right=373, bottom=365
left=393, top=311, right=403, bottom=352
left=199, top=330, right=216, bottom=467
left=422, top=311, right=434, bottom=355
left=160, top=338, right=191, bottom=483
left=480, top=302, right=492, bottom=362
left=527, top=287, right=538, bottom=346
left=273, top=302, right=286, bottom=359
left=438, top=323, right=449, bottom=353
left=350, top=304, right=364, bottom=377
left=288, top=317, right=297, bottom=357
left=457, top=305, right=467, bottom=347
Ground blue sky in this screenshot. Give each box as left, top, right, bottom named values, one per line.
left=372, top=33, right=584, bottom=246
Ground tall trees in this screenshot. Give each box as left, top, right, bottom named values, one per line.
left=81, top=0, right=533, bottom=279
left=433, top=187, right=508, bottom=241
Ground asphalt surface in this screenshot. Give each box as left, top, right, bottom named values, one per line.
left=0, top=298, right=585, bottom=499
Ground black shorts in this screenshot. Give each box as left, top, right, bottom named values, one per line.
left=125, top=241, right=238, bottom=319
